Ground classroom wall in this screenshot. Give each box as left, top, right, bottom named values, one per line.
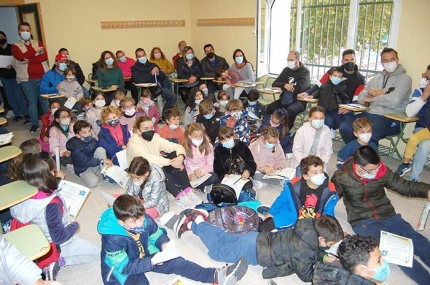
left=0, top=6, right=20, bottom=43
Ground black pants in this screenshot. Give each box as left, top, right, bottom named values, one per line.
left=162, top=152, right=191, bottom=197
left=103, top=87, right=127, bottom=105
left=125, top=81, right=139, bottom=103
left=266, top=99, right=306, bottom=130
left=258, top=217, right=276, bottom=232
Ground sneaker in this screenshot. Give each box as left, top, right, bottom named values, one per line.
left=411, top=178, right=420, bottom=182
left=30, top=125, right=39, bottom=133
left=173, top=212, right=192, bottom=239
left=42, top=260, right=63, bottom=281
left=187, top=191, right=203, bottom=205
left=395, top=163, right=411, bottom=177
left=23, top=116, right=31, bottom=124
left=175, top=193, right=196, bottom=209
left=330, top=129, right=336, bottom=139
left=66, top=164, right=74, bottom=173
left=257, top=205, right=270, bottom=216
left=214, top=257, right=248, bottom=285
left=180, top=208, right=209, bottom=221
left=12, top=116, right=22, bottom=122
left=6, top=110, right=14, bottom=118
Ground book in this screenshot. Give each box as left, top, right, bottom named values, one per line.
left=101, top=165, right=130, bottom=189
left=221, top=174, right=249, bottom=198
left=151, top=240, right=180, bottom=265
left=101, top=191, right=117, bottom=206
left=63, top=97, right=77, bottom=109
left=58, top=180, right=90, bottom=219
left=379, top=231, right=413, bottom=267
left=190, top=173, right=211, bottom=188
left=0, top=133, right=13, bottom=145
left=262, top=168, right=295, bottom=180
left=417, top=202, right=430, bottom=231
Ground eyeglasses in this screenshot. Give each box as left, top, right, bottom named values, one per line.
left=422, top=73, right=430, bottom=81
left=358, top=164, right=381, bottom=174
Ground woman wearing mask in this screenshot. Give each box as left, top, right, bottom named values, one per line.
left=176, top=46, right=203, bottom=103
left=115, top=50, right=138, bottom=102
left=96, top=50, right=126, bottom=105
left=149, top=47, right=175, bottom=90
left=227, top=49, right=255, bottom=99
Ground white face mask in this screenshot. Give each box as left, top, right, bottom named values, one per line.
left=169, top=123, right=179, bottom=130
left=383, top=61, right=397, bottom=73
left=95, top=100, right=106, bottom=108
left=60, top=118, right=71, bottom=126
left=51, top=108, right=59, bottom=116
left=358, top=133, right=372, bottom=143
left=133, top=178, right=144, bottom=187
left=310, top=173, right=326, bottom=186
left=311, top=119, right=324, bottom=129
left=287, top=60, right=296, bottom=69
left=191, top=138, right=203, bottom=147
left=419, top=78, right=428, bottom=89
left=202, top=88, right=209, bottom=95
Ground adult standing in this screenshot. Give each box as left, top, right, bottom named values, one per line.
left=266, top=51, right=311, bottom=129
left=200, top=44, right=229, bottom=94
left=11, top=22, right=49, bottom=133
left=96, top=50, right=126, bottom=105
left=115, top=50, right=138, bottom=102
left=0, top=31, right=29, bottom=123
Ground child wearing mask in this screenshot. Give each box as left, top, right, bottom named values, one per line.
left=58, top=67, right=83, bottom=111
left=184, top=87, right=203, bottom=126
left=220, top=99, right=250, bottom=145
left=110, top=90, right=125, bottom=108
left=48, top=108, right=74, bottom=167
left=158, top=108, right=185, bottom=144
left=258, top=109, right=292, bottom=154
left=136, top=89, right=160, bottom=132
left=291, top=106, right=333, bottom=175
left=81, top=91, right=105, bottom=137
left=198, top=82, right=215, bottom=102
left=337, top=117, right=377, bottom=169
left=40, top=100, right=61, bottom=152
left=119, top=97, right=142, bottom=132
left=213, top=90, right=229, bottom=115
left=243, top=89, right=264, bottom=120
left=196, top=99, right=222, bottom=144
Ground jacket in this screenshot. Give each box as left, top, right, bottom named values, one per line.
left=158, top=124, right=185, bottom=145
left=85, top=107, right=102, bottom=137
left=48, top=124, right=75, bottom=156
left=58, top=80, right=84, bottom=100
left=117, top=57, right=135, bottom=78
left=126, top=133, right=186, bottom=167
left=358, top=64, right=412, bottom=115
left=98, top=124, right=130, bottom=165
left=0, top=235, right=42, bottom=285
left=183, top=106, right=199, bottom=126
left=405, top=87, right=430, bottom=129
left=40, top=68, right=66, bottom=94
left=312, top=261, right=376, bottom=285
left=258, top=116, right=293, bottom=154
left=269, top=177, right=338, bottom=229
left=256, top=218, right=325, bottom=280
left=184, top=143, right=215, bottom=175
left=136, top=102, right=160, bottom=132
left=40, top=112, right=54, bottom=140
left=249, top=137, right=287, bottom=172
left=243, top=100, right=265, bottom=119
left=177, top=57, right=203, bottom=80
left=12, top=39, right=49, bottom=82
left=272, top=63, right=311, bottom=98
left=201, top=55, right=229, bottom=77
left=220, top=110, right=251, bottom=145
left=149, top=58, right=175, bottom=75
left=195, top=110, right=222, bottom=144
left=97, top=67, right=125, bottom=89
left=66, top=137, right=102, bottom=176
left=125, top=163, right=169, bottom=216
left=291, top=122, right=333, bottom=172
left=131, top=60, right=167, bottom=84
left=214, top=139, right=256, bottom=178
left=313, top=81, right=350, bottom=111
left=331, top=158, right=430, bottom=227
left=98, top=208, right=169, bottom=285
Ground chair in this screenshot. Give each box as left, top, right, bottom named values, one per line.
left=258, top=77, right=280, bottom=106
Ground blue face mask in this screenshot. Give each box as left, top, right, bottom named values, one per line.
left=138, top=56, right=147, bottom=64
left=331, top=76, right=341, bottom=85
left=195, top=99, right=202, bottom=105
left=20, top=31, right=31, bottom=41
left=204, top=113, right=213, bottom=120
left=365, top=260, right=390, bottom=282
left=125, top=225, right=145, bottom=235
left=61, top=125, right=69, bottom=131
left=222, top=138, right=235, bottom=149
left=248, top=101, right=257, bottom=106
left=81, top=136, right=92, bottom=143
left=58, top=63, right=67, bottom=72
left=235, top=56, right=244, bottom=65
left=105, top=58, right=114, bottom=66
left=264, top=142, right=275, bottom=150
left=362, top=173, right=376, bottom=180
left=186, top=53, right=194, bottom=60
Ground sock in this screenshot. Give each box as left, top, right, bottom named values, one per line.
left=183, top=187, right=192, bottom=194
left=195, top=215, right=204, bottom=225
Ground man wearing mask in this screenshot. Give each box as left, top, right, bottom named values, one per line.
left=40, top=53, right=68, bottom=95
left=12, top=22, right=49, bottom=133
left=266, top=50, right=311, bottom=129
left=339, top=48, right=412, bottom=145
left=200, top=44, right=229, bottom=93
left=172, top=40, right=187, bottom=70
left=332, top=146, right=430, bottom=285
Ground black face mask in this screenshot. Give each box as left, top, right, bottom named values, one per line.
left=141, top=130, right=155, bottom=141
left=0, top=38, right=6, bottom=45
left=207, top=52, right=215, bottom=59
left=343, top=62, right=356, bottom=72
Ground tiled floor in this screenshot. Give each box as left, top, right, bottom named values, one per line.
left=6, top=116, right=430, bottom=285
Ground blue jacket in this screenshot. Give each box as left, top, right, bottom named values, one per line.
left=98, top=124, right=130, bottom=165
left=258, top=115, right=293, bottom=153
left=66, top=137, right=101, bottom=176
left=269, top=176, right=338, bottom=229
left=40, top=69, right=66, bottom=94
left=98, top=208, right=169, bottom=285
left=408, top=88, right=430, bottom=129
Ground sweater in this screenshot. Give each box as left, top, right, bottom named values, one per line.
left=183, top=106, right=199, bottom=126
left=158, top=124, right=185, bottom=145
left=229, top=62, right=254, bottom=82
left=149, top=58, right=175, bottom=75
left=117, top=57, right=135, bottom=78
left=291, top=122, right=333, bottom=172
left=136, top=102, right=160, bottom=132
left=184, top=143, right=215, bottom=175
left=249, top=137, right=287, bottom=172
left=272, top=63, right=311, bottom=98
left=357, top=64, right=412, bottom=115
left=85, top=107, right=102, bottom=137
left=405, top=87, right=430, bottom=129
left=97, top=67, right=125, bottom=89
left=58, top=80, right=84, bottom=100
left=98, top=124, right=130, bottom=165
left=201, top=55, right=229, bottom=77
left=337, top=140, right=378, bottom=169
left=220, top=111, right=251, bottom=145
left=49, top=124, right=75, bottom=156
left=40, top=68, right=65, bottom=94
left=12, top=39, right=49, bottom=82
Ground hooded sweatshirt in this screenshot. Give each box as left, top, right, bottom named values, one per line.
left=272, top=63, right=311, bottom=99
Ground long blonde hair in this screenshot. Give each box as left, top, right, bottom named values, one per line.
left=184, top=123, right=212, bottom=158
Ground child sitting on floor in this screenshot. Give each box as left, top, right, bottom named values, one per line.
left=119, top=97, right=141, bottom=133
left=198, top=82, right=216, bottom=102
left=184, top=87, right=203, bottom=126
left=40, top=100, right=61, bottom=152
left=158, top=108, right=185, bottom=144
left=243, top=89, right=265, bottom=120
left=220, top=99, right=250, bottom=145
left=110, top=90, right=125, bottom=108
left=48, top=108, right=74, bottom=167
left=81, top=91, right=105, bottom=137
left=137, top=89, right=160, bottom=132
left=58, top=67, right=83, bottom=111
left=259, top=108, right=293, bottom=154
left=196, top=99, right=222, bottom=144
left=213, top=90, right=229, bottom=115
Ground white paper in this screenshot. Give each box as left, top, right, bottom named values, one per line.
left=55, top=147, right=61, bottom=171
left=417, top=202, right=430, bottom=231
left=262, top=168, right=295, bottom=180
left=190, top=173, right=211, bottom=188
left=101, top=165, right=130, bottom=189
left=151, top=240, right=180, bottom=265
left=0, top=133, right=13, bottom=144
left=115, top=149, right=129, bottom=170
left=379, top=231, right=413, bottom=268
left=58, top=180, right=90, bottom=219
left=0, top=55, right=12, bottom=68
left=101, top=191, right=117, bottom=206
left=63, top=97, right=77, bottom=109
left=221, top=174, right=249, bottom=198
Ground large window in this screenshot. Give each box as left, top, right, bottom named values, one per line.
left=256, top=0, right=401, bottom=81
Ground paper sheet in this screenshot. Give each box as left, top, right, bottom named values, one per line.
left=0, top=55, right=12, bottom=68
left=0, top=133, right=13, bottom=145
left=55, top=147, right=60, bottom=171
left=262, top=168, right=295, bottom=180
left=379, top=231, right=413, bottom=267
left=101, top=165, right=130, bottom=188
left=151, top=240, right=180, bottom=265
left=221, top=174, right=249, bottom=198
left=417, top=202, right=430, bottom=231
left=190, top=173, right=211, bottom=188
left=63, top=97, right=77, bottom=109
left=115, top=149, right=129, bottom=170
left=58, top=180, right=91, bottom=218
left=101, top=191, right=117, bottom=206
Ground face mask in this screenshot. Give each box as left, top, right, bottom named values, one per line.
left=105, top=58, right=114, bottom=66
left=231, top=111, right=242, bottom=120
left=60, top=118, right=71, bottom=126
left=58, top=63, right=67, bottom=71
left=125, top=224, right=145, bottom=235
left=0, top=38, right=6, bottom=45
left=287, top=60, right=296, bottom=69
left=81, top=136, right=92, bottom=143
left=311, top=119, right=324, bottom=129
left=207, top=52, right=215, bottom=59
left=330, top=77, right=341, bottom=85
left=61, top=125, right=69, bottom=131
left=248, top=101, right=257, bottom=106
left=66, top=54, right=71, bottom=60
left=51, top=108, right=59, bottom=116
left=142, top=98, right=152, bottom=105
left=358, top=133, right=372, bottom=143
left=219, top=101, right=228, bottom=107
left=20, top=31, right=31, bottom=41
left=141, top=130, right=155, bottom=141
left=138, top=56, right=147, bottom=64
left=185, top=53, right=194, bottom=60
left=264, top=142, right=275, bottom=150
left=66, top=76, right=75, bottom=81
left=133, top=178, right=144, bottom=187
left=108, top=119, right=119, bottom=127
left=202, top=88, right=209, bottom=95
left=343, top=62, right=355, bottom=72
left=192, top=138, right=203, bottom=147
left=419, top=78, right=428, bottom=89
left=383, top=61, right=397, bottom=73
left=204, top=113, right=213, bottom=120
left=235, top=56, right=244, bottom=65
left=362, top=172, right=376, bottom=180
left=169, top=123, right=179, bottom=130
left=95, top=100, right=106, bottom=108
left=270, top=120, right=280, bottom=127
left=119, top=56, right=126, bottom=63
left=364, top=260, right=390, bottom=282
left=154, top=53, right=161, bottom=59
left=195, top=99, right=202, bottom=105
left=310, top=173, right=326, bottom=186
left=222, top=138, right=235, bottom=149
left=124, top=109, right=136, bottom=116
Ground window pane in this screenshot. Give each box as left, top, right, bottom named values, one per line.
left=257, top=0, right=268, bottom=77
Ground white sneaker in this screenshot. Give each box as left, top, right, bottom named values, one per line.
left=175, top=194, right=196, bottom=209
left=186, top=191, right=203, bottom=205
left=330, top=129, right=336, bottom=139
left=6, top=110, right=14, bottom=119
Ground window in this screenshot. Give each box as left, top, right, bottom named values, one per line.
left=257, top=0, right=401, bottom=81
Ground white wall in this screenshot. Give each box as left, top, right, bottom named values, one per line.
left=0, top=6, right=19, bottom=43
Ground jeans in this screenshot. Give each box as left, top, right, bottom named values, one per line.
left=325, top=108, right=352, bottom=130
left=0, top=77, right=28, bottom=116
left=21, top=79, right=47, bottom=125
left=60, top=235, right=99, bottom=266
left=411, top=127, right=430, bottom=181
left=191, top=221, right=259, bottom=265
left=339, top=112, right=400, bottom=145
left=266, top=99, right=307, bottom=130
left=353, top=214, right=430, bottom=285
left=161, top=87, right=177, bottom=112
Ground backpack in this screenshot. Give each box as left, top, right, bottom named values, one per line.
left=210, top=184, right=237, bottom=205
left=208, top=206, right=260, bottom=233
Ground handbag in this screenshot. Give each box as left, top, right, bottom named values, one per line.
left=149, top=73, right=163, bottom=97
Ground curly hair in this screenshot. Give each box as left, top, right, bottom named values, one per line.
left=299, top=155, right=324, bottom=176
left=100, top=106, right=122, bottom=124
left=338, top=235, right=378, bottom=273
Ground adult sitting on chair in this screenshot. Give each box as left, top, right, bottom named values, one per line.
left=201, top=44, right=229, bottom=94
left=339, top=48, right=412, bottom=145
left=96, top=50, right=126, bottom=105
left=176, top=46, right=203, bottom=104
left=40, top=53, right=67, bottom=96
left=266, top=50, right=310, bottom=129
left=116, top=50, right=138, bottom=102
left=131, top=48, right=177, bottom=120
left=149, top=46, right=175, bottom=90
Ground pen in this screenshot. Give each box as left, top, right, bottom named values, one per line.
left=233, top=177, right=242, bottom=184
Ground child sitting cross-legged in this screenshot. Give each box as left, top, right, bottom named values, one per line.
left=158, top=108, right=185, bottom=144
left=220, top=99, right=251, bottom=145
left=258, top=108, right=293, bottom=154
left=136, top=89, right=160, bottom=132
left=98, top=194, right=248, bottom=285
left=57, top=67, right=84, bottom=111
left=195, top=99, right=222, bottom=144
